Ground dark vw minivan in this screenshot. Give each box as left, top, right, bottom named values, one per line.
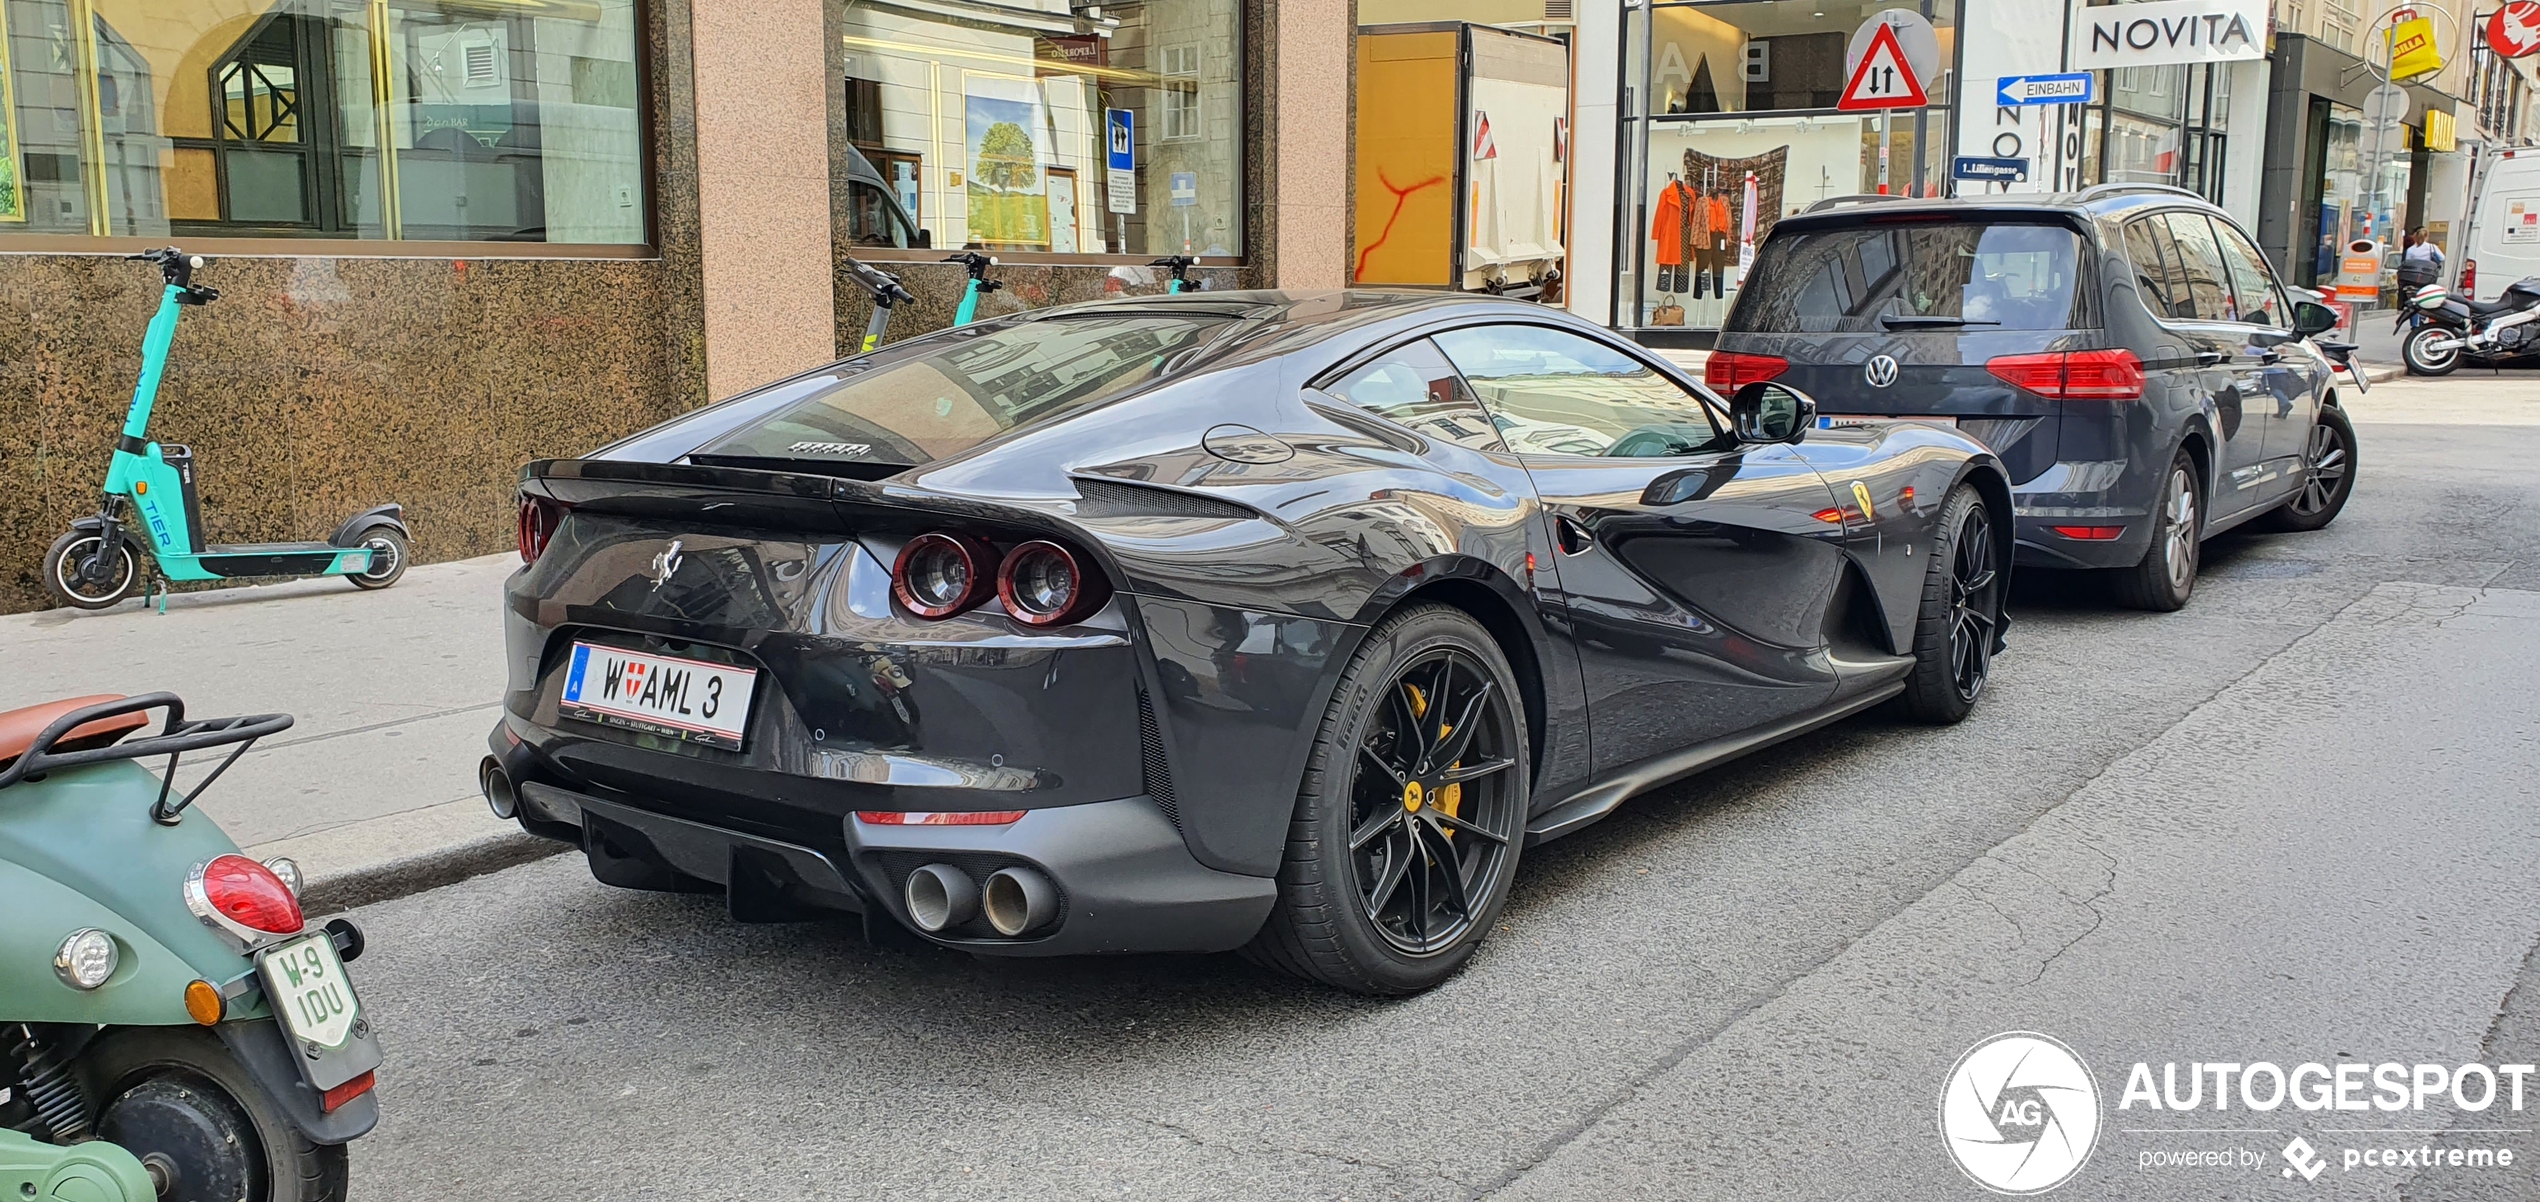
left=1708, top=185, right=2358, bottom=610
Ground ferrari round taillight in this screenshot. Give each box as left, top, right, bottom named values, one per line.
left=892, top=532, right=996, bottom=618
left=191, top=854, right=304, bottom=936
left=517, top=495, right=565, bottom=565
left=997, top=540, right=1109, bottom=627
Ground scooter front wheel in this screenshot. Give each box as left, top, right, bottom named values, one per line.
left=42, top=530, right=140, bottom=610
left=80, top=1027, right=348, bottom=1202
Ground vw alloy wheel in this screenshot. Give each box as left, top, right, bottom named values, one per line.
left=2161, top=466, right=2198, bottom=593
left=2288, top=422, right=2349, bottom=518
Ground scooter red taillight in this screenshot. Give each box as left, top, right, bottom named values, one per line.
left=191, top=854, right=304, bottom=935
left=517, top=495, right=566, bottom=564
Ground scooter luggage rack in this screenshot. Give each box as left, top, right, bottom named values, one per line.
left=0, top=692, right=292, bottom=824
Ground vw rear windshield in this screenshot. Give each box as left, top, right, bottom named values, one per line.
left=693, top=314, right=1237, bottom=468
left=1725, top=221, right=2088, bottom=333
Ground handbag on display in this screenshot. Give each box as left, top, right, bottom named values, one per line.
left=1651, top=298, right=1686, bottom=326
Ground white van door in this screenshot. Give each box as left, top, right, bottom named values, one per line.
left=2467, top=152, right=2540, bottom=301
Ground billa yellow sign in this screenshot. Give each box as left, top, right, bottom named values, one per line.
left=2388, top=13, right=2444, bottom=80
left=2427, top=108, right=2458, bottom=151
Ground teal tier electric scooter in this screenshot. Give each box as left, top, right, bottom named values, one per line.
left=1152, top=255, right=1196, bottom=293
left=945, top=252, right=1002, bottom=325
left=41, top=249, right=411, bottom=611
left=845, top=256, right=915, bottom=354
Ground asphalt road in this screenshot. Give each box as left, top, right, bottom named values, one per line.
left=338, top=374, right=2540, bottom=1201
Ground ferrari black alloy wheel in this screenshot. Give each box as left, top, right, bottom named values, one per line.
left=2260, top=405, right=2357, bottom=533
left=1251, top=605, right=1528, bottom=995
left=1902, top=485, right=2000, bottom=724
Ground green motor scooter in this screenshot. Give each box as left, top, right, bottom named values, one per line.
left=41, top=249, right=413, bottom=611
left=1, top=693, right=383, bottom=1202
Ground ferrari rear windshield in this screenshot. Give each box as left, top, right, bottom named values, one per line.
left=693, top=313, right=1238, bottom=467
left=1727, top=220, right=2087, bottom=333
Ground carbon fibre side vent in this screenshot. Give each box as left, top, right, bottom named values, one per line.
left=1071, top=477, right=1256, bottom=521
left=1136, top=686, right=1182, bottom=832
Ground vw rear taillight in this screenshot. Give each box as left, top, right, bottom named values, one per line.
left=517, top=495, right=566, bottom=564
left=892, top=532, right=997, bottom=618
left=1704, top=351, right=1789, bottom=390
left=190, top=854, right=304, bottom=936
left=1986, top=349, right=2143, bottom=400
left=998, top=540, right=1110, bottom=628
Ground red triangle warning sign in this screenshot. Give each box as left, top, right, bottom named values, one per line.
left=1837, top=22, right=1928, bottom=110
left=1472, top=111, right=1498, bottom=160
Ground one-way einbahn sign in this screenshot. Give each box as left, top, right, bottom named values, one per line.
left=1997, top=73, right=2095, bottom=106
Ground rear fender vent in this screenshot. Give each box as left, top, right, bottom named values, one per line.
left=1136, top=686, right=1182, bottom=832
left=1072, top=477, right=1257, bottom=522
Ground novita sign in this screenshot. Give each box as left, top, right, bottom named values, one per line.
left=2069, top=0, right=2269, bottom=68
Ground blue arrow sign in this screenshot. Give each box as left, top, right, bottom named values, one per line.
left=1997, top=73, right=2095, bottom=106
left=1954, top=156, right=2031, bottom=182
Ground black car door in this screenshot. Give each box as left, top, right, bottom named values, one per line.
left=1431, top=323, right=1849, bottom=778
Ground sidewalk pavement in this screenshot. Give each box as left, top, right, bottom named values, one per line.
left=0, top=553, right=553, bottom=913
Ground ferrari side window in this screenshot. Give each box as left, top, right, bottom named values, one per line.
left=1326, top=339, right=1510, bottom=452
left=1433, top=325, right=1723, bottom=459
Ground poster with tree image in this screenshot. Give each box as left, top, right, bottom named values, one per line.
left=0, top=0, right=20, bottom=222
left=965, top=89, right=1052, bottom=250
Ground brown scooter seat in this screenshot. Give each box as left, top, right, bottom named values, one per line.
left=0, top=695, right=149, bottom=770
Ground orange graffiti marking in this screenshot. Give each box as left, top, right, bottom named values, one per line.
left=1355, top=169, right=1447, bottom=282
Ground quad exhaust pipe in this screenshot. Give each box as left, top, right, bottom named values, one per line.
left=902, top=863, right=980, bottom=933
left=903, top=863, right=1059, bottom=937
left=478, top=756, right=517, bottom=819
left=983, top=866, right=1058, bottom=937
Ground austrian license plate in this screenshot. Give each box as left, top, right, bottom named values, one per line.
left=1819, top=415, right=1960, bottom=429
left=257, top=931, right=361, bottom=1050
left=560, top=642, right=757, bottom=750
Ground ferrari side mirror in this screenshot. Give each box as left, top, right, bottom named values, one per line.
left=1731, top=381, right=1815, bottom=445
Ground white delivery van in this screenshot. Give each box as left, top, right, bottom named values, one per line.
left=2461, top=147, right=2540, bottom=302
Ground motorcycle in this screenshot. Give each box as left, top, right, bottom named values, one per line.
left=2398, top=277, right=2540, bottom=376
left=2, top=694, right=382, bottom=1202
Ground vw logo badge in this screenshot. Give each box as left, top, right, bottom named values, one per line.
left=1864, top=355, right=1901, bottom=388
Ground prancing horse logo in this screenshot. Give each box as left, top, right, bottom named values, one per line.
left=649, top=539, right=683, bottom=590
left=1864, top=355, right=1901, bottom=387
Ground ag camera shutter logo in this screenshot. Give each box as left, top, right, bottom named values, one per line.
left=1940, top=1032, right=2102, bottom=1193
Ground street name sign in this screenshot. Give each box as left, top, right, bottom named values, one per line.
left=1954, top=156, right=2032, bottom=183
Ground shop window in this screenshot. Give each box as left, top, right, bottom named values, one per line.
left=0, top=0, right=650, bottom=245
left=1623, top=0, right=1953, bottom=331
left=837, top=0, right=1242, bottom=259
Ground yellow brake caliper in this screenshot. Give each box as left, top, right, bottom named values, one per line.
left=1403, top=681, right=1462, bottom=834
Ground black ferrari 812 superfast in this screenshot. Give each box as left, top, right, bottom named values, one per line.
left=485, top=291, right=2013, bottom=993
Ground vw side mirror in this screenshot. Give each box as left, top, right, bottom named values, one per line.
left=915, top=227, right=934, bottom=249
left=1731, top=381, right=1815, bottom=445
left=2292, top=300, right=2338, bottom=338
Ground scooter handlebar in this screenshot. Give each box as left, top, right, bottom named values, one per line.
left=126, top=246, right=218, bottom=302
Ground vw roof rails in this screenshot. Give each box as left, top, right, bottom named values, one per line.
left=1802, top=194, right=1910, bottom=213
left=2071, top=182, right=2205, bottom=203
